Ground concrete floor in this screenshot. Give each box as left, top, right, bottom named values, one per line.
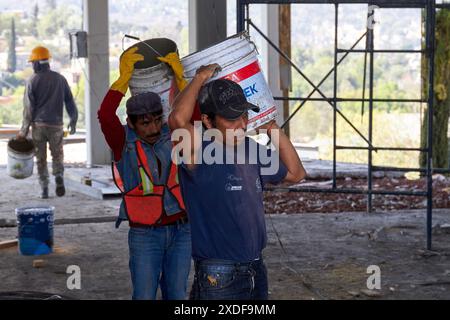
left=1, top=166, right=450, bottom=300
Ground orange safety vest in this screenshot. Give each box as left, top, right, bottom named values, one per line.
left=112, top=140, right=185, bottom=226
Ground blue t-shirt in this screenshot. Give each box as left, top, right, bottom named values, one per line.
left=179, top=136, right=288, bottom=262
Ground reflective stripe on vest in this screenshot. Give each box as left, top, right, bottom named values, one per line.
left=139, top=167, right=153, bottom=195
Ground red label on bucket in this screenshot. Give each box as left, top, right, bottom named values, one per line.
left=223, top=61, right=261, bottom=83
left=222, top=61, right=278, bottom=130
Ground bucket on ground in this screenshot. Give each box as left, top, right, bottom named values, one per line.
left=16, top=206, right=54, bottom=256
left=7, top=138, right=35, bottom=179
left=127, top=38, right=179, bottom=121
left=181, top=32, right=278, bottom=131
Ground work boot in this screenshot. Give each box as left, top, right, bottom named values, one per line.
left=41, top=187, right=49, bottom=199
left=55, top=176, right=66, bottom=197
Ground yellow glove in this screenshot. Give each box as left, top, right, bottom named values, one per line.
left=111, top=47, right=144, bottom=95
left=157, top=52, right=188, bottom=91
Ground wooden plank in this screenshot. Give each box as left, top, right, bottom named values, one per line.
left=0, top=239, right=18, bottom=250
left=0, top=129, right=20, bottom=135
left=32, top=259, right=46, bottom=268
left=279, top=4, right=292, bottom=138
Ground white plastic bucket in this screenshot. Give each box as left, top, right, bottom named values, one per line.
left=7, top=139, right=34, bottom=180
left=128, top=38, right=179, bottom=121
left=181, top=32, right=278, bottom=130
left=129, top=63, right=177, bottom=121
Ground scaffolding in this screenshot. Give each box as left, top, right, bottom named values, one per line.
left=237, top=0, right=450, bottom=250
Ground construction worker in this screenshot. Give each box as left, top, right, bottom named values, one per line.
left=17, top=46, right=78, bottom=199
left=169, top=64, right=307, bottom=300
left=97, top=47, right=191, bottom=300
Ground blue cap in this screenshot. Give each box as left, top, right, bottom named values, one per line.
left=126, top=92, right=163, bottom=115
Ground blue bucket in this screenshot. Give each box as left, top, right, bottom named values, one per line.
left=16, top=206, right=54, bottom=256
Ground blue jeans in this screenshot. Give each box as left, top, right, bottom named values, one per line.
left=190, top=257, right=268, bottom=300
left=128, top=222, right=192, bottom=300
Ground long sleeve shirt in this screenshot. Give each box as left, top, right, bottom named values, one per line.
left=97, top=89, right=185, bottom=226
left=20, top=67, right=78, bottom=136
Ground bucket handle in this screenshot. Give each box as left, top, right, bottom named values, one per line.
left=122, top=34, right=164, bottom=57
left=240, top=31, right=259, bottom=55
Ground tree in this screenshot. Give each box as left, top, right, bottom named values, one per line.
left=32, top=3, right=39, bottom=38
left=46, top=0, right=56, bottom=10
left=7, top=18, right=17, bottom=73
left=420, top=9, right=450, bottom=169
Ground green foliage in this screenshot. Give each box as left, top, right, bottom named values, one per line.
left=288, top=38, right=423, bottom=167
left=2, top=73, right=25, bottom=87
left=31, top=3, right=39, bottom=38
left=0, top=3, right=82, bottom=127
left=37, top=7, right=80, bottom=36
left=317, top=111, right=421, bottom=168
left=0, top=2, right=436, bottom=170
left=0, top=86, right=25, bottom=126
left=46, top=0, right=56, bottom=10
left=7, top=18, right=17, bottom=73
left=0, top=13, right=29, bottom=35
left=420, top=9, right=450, bottom=169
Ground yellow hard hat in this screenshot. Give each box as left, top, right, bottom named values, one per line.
left=29, top=46, right=51, bottom=62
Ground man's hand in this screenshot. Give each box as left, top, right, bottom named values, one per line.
left=256, top=119, right=278, bottom=135
left=169, top=63, right=222, bottom=170
left=111, top=47, right=144, bottom=95
left=169, top=63, right=222, bottom=131
left=258, top=119, right=306, bottom=183
left=119, top=47, right=144, bottom=78
left=195, top=64, right=222, bottom=83
left=16, top=132, right=27, bottom=141
left=158, top=52, right=188, bottom=91
left=68, top=120, right=76, bottom=135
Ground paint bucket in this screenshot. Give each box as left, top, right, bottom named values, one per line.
left=181, top=32, right=278, bottom=131
left=16, top=206, right=54, bottom=256
left=128, top=38, right=179, bottom=121
left=7, top=138, right=34, bottom=179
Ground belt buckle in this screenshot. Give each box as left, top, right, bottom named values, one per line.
left=180, top=216, right=188, bottom=224
left=173, top=216, right=187, bottom=226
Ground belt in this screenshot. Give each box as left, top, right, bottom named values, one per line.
left=32, top=122, right=64, bottom=128
left=129, top=216, right=188, bottom=228
left=165, top=216, right=189, bottom=226
left=195, top=256, right=263, bottom=271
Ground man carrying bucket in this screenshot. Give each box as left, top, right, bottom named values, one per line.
left=97, top=47, right=191, bottom=300
left=169, top=64, right=306, bottom=300
left=17, top=46, right=78, bottom=199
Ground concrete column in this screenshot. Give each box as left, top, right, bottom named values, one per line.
left=83, top=0, right=110, bottom=166
left=188, top=0, right=227, bottom=53
left=260, top=4, right=284, bottom=125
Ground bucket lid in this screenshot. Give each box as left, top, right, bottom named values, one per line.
left=181, top=32, right=255, bottom=76
left=8, top=138, right=34, bottom=154
left=16, top=206, right=55, bottom=215
left=123, top=38, right=178, bottom=70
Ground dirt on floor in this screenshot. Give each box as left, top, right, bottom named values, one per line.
left=1, top=166, right=450, bottom=300
left=264, top=176, right=450, bottom=214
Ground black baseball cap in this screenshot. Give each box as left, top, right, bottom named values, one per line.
left=198, top=79, right=260, bottom=120
left=126, top=92, right=163, bottom=115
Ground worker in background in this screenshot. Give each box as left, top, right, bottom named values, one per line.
left=97, top=47, right=191, bottom=300
left=17, top=46, right=78, bottom=199
left=169, top=64, right=307, bottom=300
